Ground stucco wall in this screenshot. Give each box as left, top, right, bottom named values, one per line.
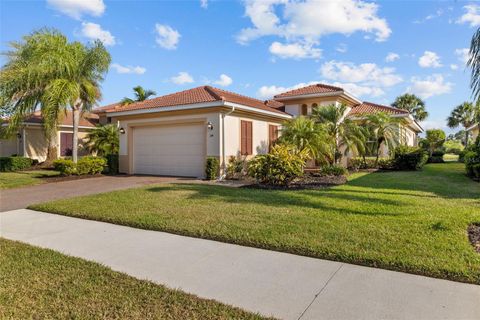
left=0, top=138, right=20, bottom=157
left=25, top=127, right=48, bottom=162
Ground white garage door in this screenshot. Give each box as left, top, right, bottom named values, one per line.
left=133, top=123, right=206, bottom=177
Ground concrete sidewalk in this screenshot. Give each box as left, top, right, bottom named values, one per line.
left=1, top=209, right=479, bottom=320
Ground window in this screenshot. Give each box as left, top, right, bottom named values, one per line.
left=60, top=132, right=73, bottom=156
left=241, top=120, right=253, bottom=155
left=269, top=125, right=278, bottom=149
left=301, top=104, right=308, bottom=116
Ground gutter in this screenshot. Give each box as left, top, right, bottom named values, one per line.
left=220, top=105, right=235, bottom=180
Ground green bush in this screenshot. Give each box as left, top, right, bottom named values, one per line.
left=226, top=155, right=247, bottom=180
left=348, top=157, right=376, bottom=170
left=319, top=165, right=347, bottom=176
left=378, top=158, right=395, bottom=170
left=464, top=137, right=480, bottom=180
left=248, top=144, right=308, bottom=186
left=0, top=156, right=33, bottom=172
left=392, top=145, right=428, bottom=170
left=428, top=150, right=445, bottom=163
left=106, top=154, right=119, bottom=174
left=205, top=157, right=219, bottom=180
left=53, top=159, right=76, bottom=175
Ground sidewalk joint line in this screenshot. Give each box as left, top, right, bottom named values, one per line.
left=297, top=263, right=344, bottom=320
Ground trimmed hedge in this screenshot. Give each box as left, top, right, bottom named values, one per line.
left=464, top=136, right=480, bottom=180
left=0, top=156, right=33, bottom=172
left=319, top=165, right=347, bottom=176
left=106, top=154, right=119, bottom=175
left=205, top=157, right=219, bottom=180
left=53, top=157, right=106, bottom=176
left=53, top=159, right=76, bottom=175
left=392, top=145, right=428, bottom=170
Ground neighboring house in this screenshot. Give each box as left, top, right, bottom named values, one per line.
left=467, top=123, right=479, bottom=141
left=95, top=84, right=422, bottom=178
left=0, top=111, right=99, bottom=162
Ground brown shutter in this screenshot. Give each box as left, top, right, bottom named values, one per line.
left=241, top=120, right=253, bottom=155
left=269, top=125, right=278, bottom=150
left=247, top=121, right=252, bottom=155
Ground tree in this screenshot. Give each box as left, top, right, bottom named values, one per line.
left=468, top=28, right=480, bottom=101
left=311, top=104, right=366, bottom=164
left=279, top=116, right=332, bottom=164
left=447, top=102, right=477, bottom=145
left=364, top=112, right=402, bottom=164
left=392, top=94, right=428, bottom=121
left=0, top=28, right=111, bottom=164
left=85, top=124, right=119, bottom=156
left=121, top=86, right=156, bottom=105
left=422, top=129, right=446, bottom=157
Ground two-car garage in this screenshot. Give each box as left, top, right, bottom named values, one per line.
left=132, top=123, right=206, bottom=178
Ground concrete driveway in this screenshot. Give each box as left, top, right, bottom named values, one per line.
left=0, top=175, right=197, bottom=212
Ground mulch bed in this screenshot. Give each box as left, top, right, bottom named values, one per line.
left=244, top=174, right=347, bottom=190
left=468, top=223, right=480, bottom=253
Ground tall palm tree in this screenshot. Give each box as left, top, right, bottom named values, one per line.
left=364, top=112, right=402, bottom=164
left=447, top=102, right=477, bottom=145
left=468, top=28, right=480, bottom=101
left=121, top=86, right=156, bottom=105
left=312, top=104, right=366, bottom=165
left=279, top=116, right=332, bottom=164
left=1, top=28, right=111, bottom=163
left=85, top=124, right=119, bottom=156
left=391, top=94, right=428, bottom=121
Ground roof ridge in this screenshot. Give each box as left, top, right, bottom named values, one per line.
left=362, top=101, right=408, bottom=113
left=204, top=85, right=224, bottom=101
left=274, top=82, right=344, bottom=98
left=209, top=86, right=266, bottom=103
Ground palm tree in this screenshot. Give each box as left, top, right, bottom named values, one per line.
left=0, top=28, right=111, bottom=164
left=364, top=112, right=402, bottom=164
left=392, top=94, right=428, bottom=121
left=121, top=86, right=156, bottom=105
left=468, top=28, right=480, bottom=101
left=279, top=116, right=332, bottom=164
left=85, top=124, right=119, bottom=156
left=312, top=104, right=366, bottom=165
left=447, top=102, right=477, bottom=145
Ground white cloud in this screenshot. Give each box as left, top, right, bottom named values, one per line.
left=385, top=52, right=399, bottom=62
left=450, top=64, right=459, bottom=70
left=407, top=74, right=452, bottom=99
left=457, top=4, right=480, bottom=27
left=319, top=60, right=402, bottom=87
left=47, top=0, right=105, bottom=19
left=155, top=24, right=180, bottom=50
left=111, top=63, right=146, bottom=75
left=257, top=81, right=319, bottom=99
left=421, top=119, right=449, bottom=131
left=170, top=72, right=194, bottom=85
left=336, top=43, right=348, bottom=53
left=455, top=48, right=470, bottom=65
left=213, top=74, right=233, bottom=87
left=418, top=51, right=442, bottom=68
left=80, top=22, right=115, bottom=46
left=413, top=8, right=444, bottom=24
left=200, top=0, right=208, bottom=8
left=269, top=41, right=321, bottom=59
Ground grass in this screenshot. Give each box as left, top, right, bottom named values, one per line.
left=0, top=239, right=267, bottom=319
left=0, top=170, right=61, bottom=189
left=31, top=163, right=480, bottom=284
left=443, top=153, right=459, bottom=162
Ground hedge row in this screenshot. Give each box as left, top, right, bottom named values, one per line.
left=0, top=156, right=32, bottom=172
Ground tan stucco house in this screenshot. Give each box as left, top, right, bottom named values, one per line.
left=0, top=111, right=98, bottom=162
left=95, top=84, right=422, bottom=178
left=467, top=123, right=479, bottom=141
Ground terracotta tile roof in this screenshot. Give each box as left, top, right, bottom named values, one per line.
left=95, top=86, right=289, bottom=116
left=348, top=102, right=409, bottom=116
left=23, top=111, right=99, bottom=127
left=274, top=83, right=344, bottom=98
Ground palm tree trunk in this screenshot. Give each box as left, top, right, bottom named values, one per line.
left=45, top=131, right=58, bottom=163
left=72, top=104, right=81, bottom=163
left=465, top=128, right=470, bottom=146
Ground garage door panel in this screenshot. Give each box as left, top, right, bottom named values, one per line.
left=133, top=123, right=206, bottom=177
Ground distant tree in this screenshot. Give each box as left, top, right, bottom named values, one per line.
left=422, top=129, right=446, bottom=157
left=392, top=94, right=428, bottom=121
left=364, top=112, right=402, bottom=164
left=85, top=124, right=119, bottom=156
left=447, top=102, right=477, bottom=145
left=121, top=86, right=156, bottom=105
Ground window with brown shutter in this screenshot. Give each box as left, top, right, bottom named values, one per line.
left=241, top=120, right=252, bottom=155
left=269, top=125, right=278, bottom=149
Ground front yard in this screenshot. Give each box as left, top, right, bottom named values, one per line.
left=31, top=163, right=480, bottom=284
left=0, top=239, right=266, bottom=319
left=0, top=170, right=61, bottom=189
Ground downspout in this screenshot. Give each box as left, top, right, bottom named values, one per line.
left=221, top=104, right=235, bottom=180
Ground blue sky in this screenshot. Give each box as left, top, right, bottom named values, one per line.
left=1, top=0, right=479, bottom=133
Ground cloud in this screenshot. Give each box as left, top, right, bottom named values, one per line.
left=170, top=72, right=194, bottom=85
left=413, top=8, right=444, bottom=24
left=213, top=74, right=233, bottom=87
left=111, top=63, right=146, bottom=75
left=269, top=41, right=321, bottom=59
left=421, top=119, right=449, bottom=131
left=455, top=48, right=470, bottom=65
left=450, top=64, right=459, bottom=70
left=80, top=22, right=115, bottom=46
left=336, top=43, right=348, bottom=53
left=385, top=52, right=399, bottom=62
left=155, top=24, right=180, bottom=50
left=47, top=0, right=105, bottom=19
left=200, top=0, right=208, bottom=8
left=407, top=74, right=452, bottom=99
left=418, top=51, right=442, bottom=68
left=319, top=60, right=402, bottom=87
left=457, top=4, right=480, bottom=27
left=257, top=81, right=320, bottom=99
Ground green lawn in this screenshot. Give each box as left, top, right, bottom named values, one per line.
left=31, top=163, right=480, bottom=284
left=0, top=239, right=267, bottom=319
left=0, top=170, right=61, bottom=189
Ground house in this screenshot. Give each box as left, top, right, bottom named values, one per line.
left=467, top=123, right=479, bottom=141
left=0, top=111, right=99, bottom=162
left=95, top=84, right=422, bottom=178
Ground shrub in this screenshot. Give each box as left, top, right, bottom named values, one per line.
left=226, top=155, right=247, bottom=180
left=248, top=144, right=308, bottom=186
left=392, top=145, right=428, bottom=170
left=106, top=154, right=119, bottom=174
left=378, top=158, right=395, bottom=170
left=319, top=165, right=347, bottom=176
left=348, top=157, right=382, bottom=170
left=0, top=156, right=33, bottom=172
left=53, top=159, right=76, bottom=175
left=464, top=137, right=480, bottom=180
left=77, top=156, right=106, bottom=175
left=205, top=157, right=219, bottom=180
left=428, top=150, right=445, bottom=163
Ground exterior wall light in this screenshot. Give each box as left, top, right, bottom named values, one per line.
left=207, top=121, right=214, bottom=131
left=16, top=133, right=22, bottom=139
left=119, top=127, right=126, bottom=134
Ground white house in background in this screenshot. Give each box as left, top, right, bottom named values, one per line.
left=94, top=83, right=423, bottom=178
